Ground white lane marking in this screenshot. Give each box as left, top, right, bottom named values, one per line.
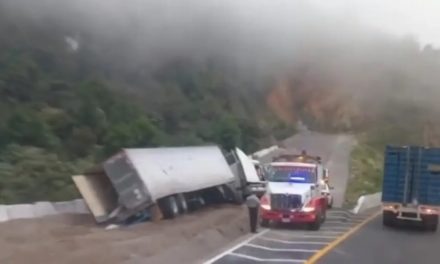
left=322, top=223, right=352, bottom=227
left=321, top=226, right=354, bottom=230
left=326, top=216, right=351, bottom=220
left=320, top=227, right=350, bottom=231
left=203, top=229, right=270, bottom=264
left=245, top=243, right=318, bottom=253
left=228, top=252, right=306, bottom=263
left=324, top=219, right=353, bottom=223
left=314, top=230, right=345, bottom=235
left=327, top=210, right=355, bottom=215
left=327, top=212, right=354, bottom=217
left=322, top=223, right=356, bottom=227
left=270, top=232, right=339, bottom=239
left=275, top=230, right=345, bottom=236
left=258, top=236, right=328, bottom=245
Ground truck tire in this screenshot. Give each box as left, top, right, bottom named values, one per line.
left=308, top=209, right=322, bottom=231
left=327, top=197, right=333, bottom=209
left=158, top=196, right=179, bottom=219
left=176, top=194, right=188, bottom=214
left=223, top=184, right=244, bottom=205
left=321, top=205, right=327, bottom=223
left=424, top=215, right=438, bottom=232
left=382, top=211, right=395, bottom=227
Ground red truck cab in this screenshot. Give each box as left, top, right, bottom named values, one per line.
left=259, top=152, right=330, bottom=230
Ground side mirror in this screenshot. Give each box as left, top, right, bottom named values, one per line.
left=310, top=185, right=315, bottom=190
left=329, top=186, right=334, bottom=190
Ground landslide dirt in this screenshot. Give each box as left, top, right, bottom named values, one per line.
left=0, top=204, right=249, bottom=264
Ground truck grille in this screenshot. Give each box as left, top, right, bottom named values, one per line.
left=270, top=194, right=302, bottom=211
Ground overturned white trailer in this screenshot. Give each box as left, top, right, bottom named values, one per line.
left=73, top=145, right=245, bottom=223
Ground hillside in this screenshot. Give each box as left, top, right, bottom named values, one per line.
left=0, top=2, right=299, bottom=204
left=2, top=1, right=440, bottom=204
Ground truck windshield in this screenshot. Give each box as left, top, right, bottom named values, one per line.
left=267, top=165, right=316, bottom=183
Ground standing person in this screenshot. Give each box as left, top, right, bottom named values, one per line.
left=245, top=193, right=260, bottom=233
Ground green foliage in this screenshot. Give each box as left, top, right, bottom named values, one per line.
left=3, top=109, right=58, bottom=149
left=345, top=143, right=384, bottom=207
left=102, top=117, right=162, bottom=156
left=345, top=108, right=429, bottom=207
left=0, top=145, right=92, bottom=203
left=212, top=115, right=243, bottom=151
left=272, top=121, right=297, bottom=141
left=0, top=15, right=290, bottom=204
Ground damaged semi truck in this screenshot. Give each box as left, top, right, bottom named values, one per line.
left=72, top=145, right=265, bottom=224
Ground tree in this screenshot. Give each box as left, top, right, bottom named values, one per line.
left=213, top=115, right=242, bottom=151
left=67, top=127, right=97, bottom=158
left=0, top=55, right=41, bottom=102
left=3, top=109, right=58, bottom=149
left=102, top=117, right=161, bottom=155
left=0, top=145, right=90, bottom=203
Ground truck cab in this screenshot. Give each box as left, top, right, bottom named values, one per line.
left=259, top=151, right=329, bottom=230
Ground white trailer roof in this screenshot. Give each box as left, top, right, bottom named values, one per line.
left=123, top=146, right=235, bottom=201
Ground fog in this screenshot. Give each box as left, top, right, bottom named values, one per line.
left=1, top=0, right=374, bottom=71
left=2, top=0, right=440, bottom=117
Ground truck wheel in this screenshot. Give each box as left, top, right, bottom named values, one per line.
left=260, top=219, right=269, bottom=227
left=321, top=205, right=327, bottom=223
left=216, top=186, right=227, bottom=202
left=382, top=211, right=395, bottom=227
left=223, top=184, right=244, bottom=205
left=200, top=186, right=225, bottom=204
left=327, top=197, right=333, bottom=209
left=176, top=194, right=188, bottom=214
left=424, top=215, right=438, bottom=232
left=158, top=196, right=179, bottom=219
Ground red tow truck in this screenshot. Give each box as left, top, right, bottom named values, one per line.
left=259, top=151, right=333, bottom=230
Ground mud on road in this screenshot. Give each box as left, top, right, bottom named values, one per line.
left=0, top=204, right=249, bottom=264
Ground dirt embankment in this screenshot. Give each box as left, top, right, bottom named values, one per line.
left=0, top=204, right=249, bottom=264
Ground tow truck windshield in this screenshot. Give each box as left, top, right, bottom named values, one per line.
left=266, top=165, right=316, bottom=183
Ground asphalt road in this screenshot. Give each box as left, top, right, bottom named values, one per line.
left=282, top=131, right=356, bottom=208
left=205, top=209, right=373, bottom=264
left=317, top=213, right=440, bottom=264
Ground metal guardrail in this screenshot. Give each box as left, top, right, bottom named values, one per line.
left=0, top=199, right=89, bottom=222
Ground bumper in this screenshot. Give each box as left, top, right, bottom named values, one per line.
left=260, top=208, right=317, bottom=223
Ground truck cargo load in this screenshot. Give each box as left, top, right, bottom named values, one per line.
left=382, top=145, right=440, bottom=231
left=73, top=145, right=242, bottom=224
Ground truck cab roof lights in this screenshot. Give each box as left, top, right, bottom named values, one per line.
left=272, top=153, right=322, bottom=164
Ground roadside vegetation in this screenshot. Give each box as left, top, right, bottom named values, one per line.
left=345, top=115, right=437, bottom=207
left=345, top=139, right=384, bottom=207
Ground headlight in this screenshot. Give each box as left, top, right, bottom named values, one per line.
left=260, top=194, right=271, bottom=210
left=302, top=206, right=315, bottom=213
